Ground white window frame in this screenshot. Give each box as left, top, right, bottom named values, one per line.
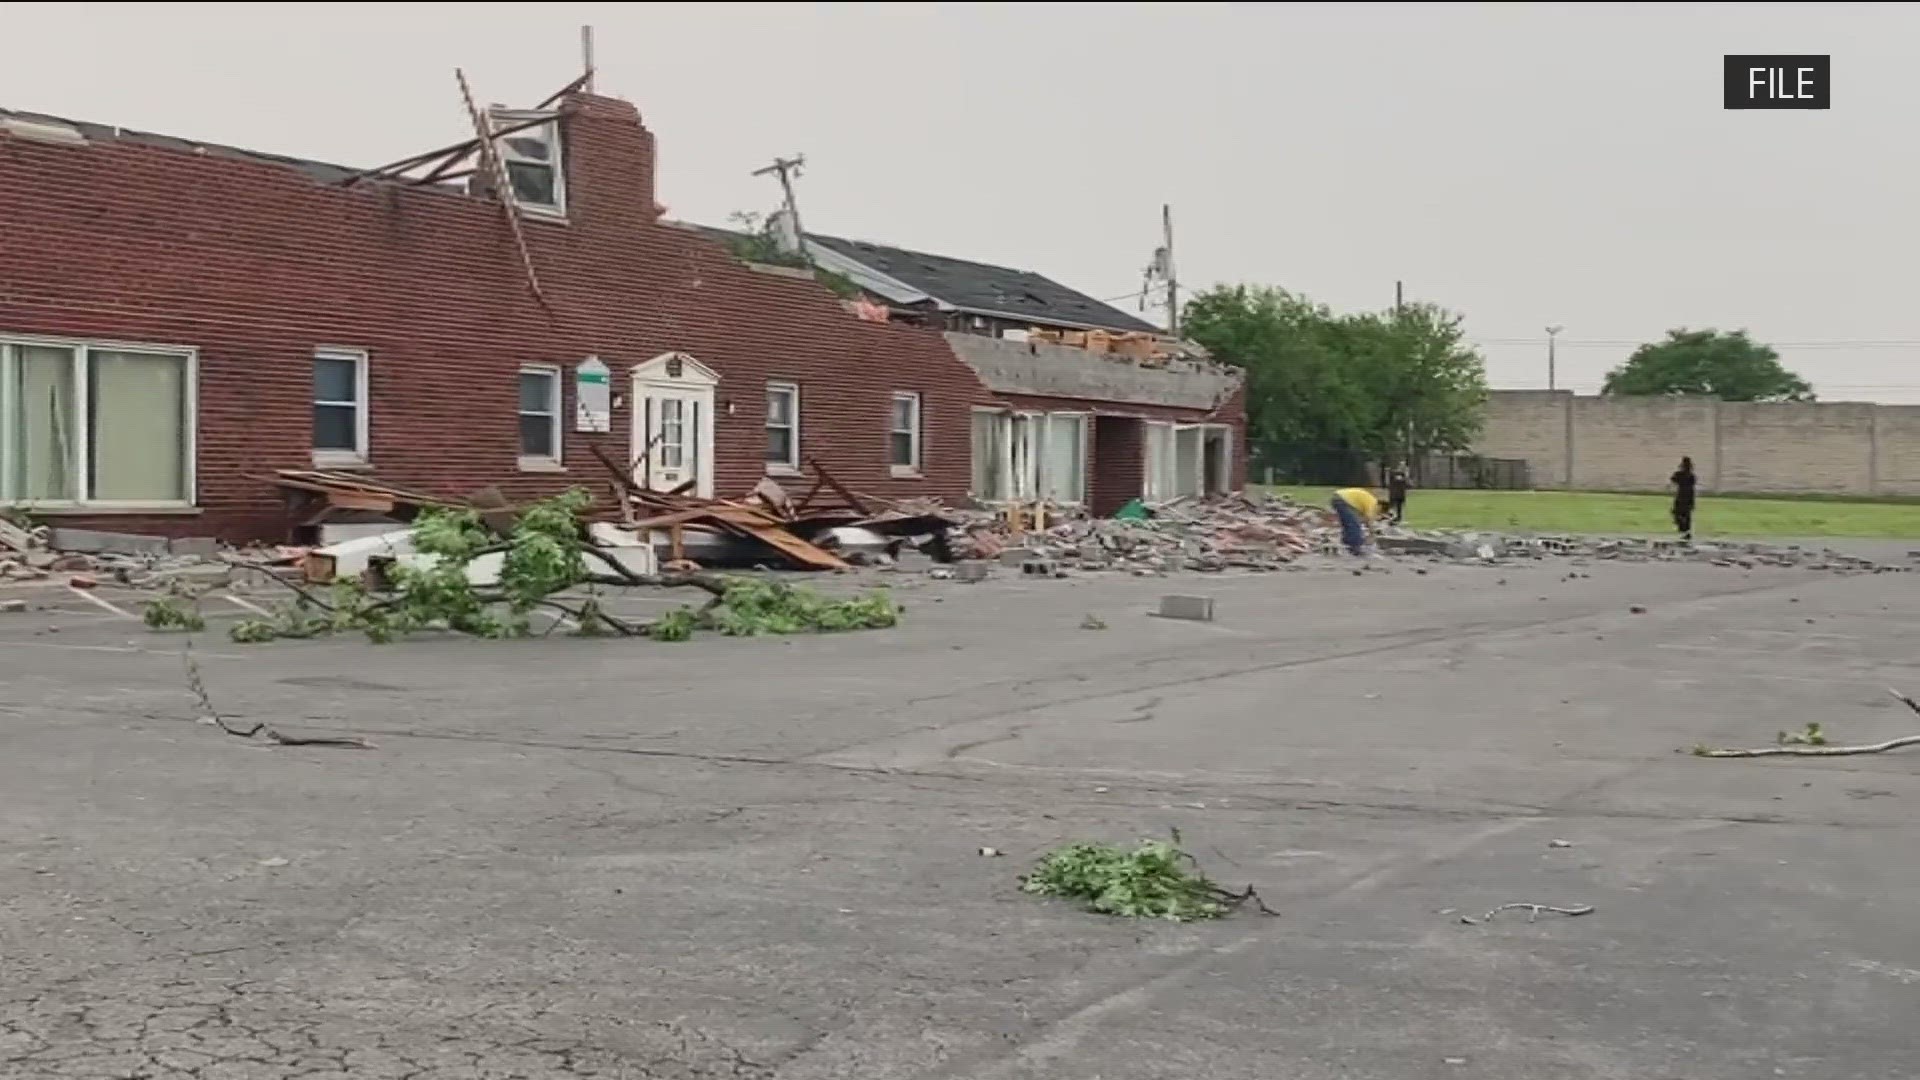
left=517, top=364, right=564, bottom=471
left=0, top=332, right=198, bottom=509
left=765, top=381, right=801, bottom=475
left=489, top=108, right=566, bottom=219
left=1039, top=411, right=1088, bottom=505
left=889, top=391, right=922, bottom=476
left=312, top=347, right=370, bottom=468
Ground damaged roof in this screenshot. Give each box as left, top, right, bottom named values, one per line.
left=0, top=107, right=365, bottom=185
left=803, top=234, right=1163, bottom=336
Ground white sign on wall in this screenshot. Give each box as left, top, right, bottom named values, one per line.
left=575, top=356, right=611, bottom=433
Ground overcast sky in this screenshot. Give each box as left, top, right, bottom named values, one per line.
left=7, top=3, right=1916, bottom=400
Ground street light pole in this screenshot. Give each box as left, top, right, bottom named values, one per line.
left=1545, top=325, right=1565, bottom=391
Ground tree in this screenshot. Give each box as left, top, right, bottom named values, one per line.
left=1182, top=285, right=1488, bottom=465
left=1602, top=329, right=1813, bottom=402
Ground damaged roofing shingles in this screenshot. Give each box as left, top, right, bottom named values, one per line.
left=0, top=106, right=366, bottom=185
left=806, top=233, right=1163, bottom=335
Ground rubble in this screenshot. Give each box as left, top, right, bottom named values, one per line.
left=936, top=492, right=1915, bottom=577
left=0, top=518, right=241, bottom=588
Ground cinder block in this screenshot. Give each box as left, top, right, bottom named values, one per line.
left=1156, top=594, right=1214, bottom=622
left=954, top=562, right=990, bottom=583
left=168, top=536, right=222, bottom=558
left=1020, top=559, right=1056, bottom=577
left=45, top=527, right=168, bottom=556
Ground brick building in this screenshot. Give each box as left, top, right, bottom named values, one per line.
left=0, top=90, right=1002, bottom=540
left=783, top=230, right=1248, bottom=515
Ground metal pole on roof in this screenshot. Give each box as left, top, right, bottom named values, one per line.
left=1162, top=204, right=1179, bottom=336
left=753, top=155, right=812, bottom=266
left=581, top=26, right=596, bottom=93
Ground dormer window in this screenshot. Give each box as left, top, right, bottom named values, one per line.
left=489, top=109, right=564, bottom=217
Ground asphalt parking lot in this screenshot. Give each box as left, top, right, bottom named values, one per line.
left=3, top=551, right=1918, bottom=1079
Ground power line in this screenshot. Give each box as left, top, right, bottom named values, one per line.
left=1475, top=337, right=1920, bottom=348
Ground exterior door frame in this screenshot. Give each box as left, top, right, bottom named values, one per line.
left=630, top=351, right=718, bottom=499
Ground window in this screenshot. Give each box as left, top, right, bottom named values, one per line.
left=968, top=409, right=1084, bottom=504
left=889, top=392, right=922, bottom=474
left=490, top=110, right=564, bottom=216
left=312, top=348, right=368, bottom=465
left=970, top=409, right=1008, bottom=500
left=1040, top=413, right=1086, bottom=504
left=518, top=366, right=562, bottom=467
left=1145, top=422, right=1175, bottom=502
left=765, top=382, right=800, bottom=472
left=1, top=336, right=193, bottom=506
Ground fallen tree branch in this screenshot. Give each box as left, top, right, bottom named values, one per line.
left=1692, top=689, right=1920, bottom=758
left=1214, top=883, right=1280, bottom=917
left=183, top=644, right=263, bottom=739
left=578, top=545, right=731, bottom=596
left=181, top=640, right=370, bottom=748
left=1460, top=902, right=1593, bottom=925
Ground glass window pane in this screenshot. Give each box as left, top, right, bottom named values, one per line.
left=1044, top=416, right=1085, bottom=503
left=314, top=357, right=358, bottom=403
left=892, top=395, right=915, bottom=431
left=766, top=427, right=793, bottom=464
left=767, top=387, right=792, bottom=425
left=890, top=431, right=915, bottom=467
left=519, top=414, right=554, bottom=458
left=7, top=345, right=79, bottom=501
left=970, top=413, right=999, bottom=498
left=501, top=126, right=552, bottom=163
left=89, top=350, right=188, bottom=502
left=314, top=404, right=358, bottom=451
left=519, top=371, right=554, bottom=414
left=506, top=161, right=556, bottom=207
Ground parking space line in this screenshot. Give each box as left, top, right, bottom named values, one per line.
left=220, top=593, right=273, bottom=616
left=68, top=587, right=137, bottom=620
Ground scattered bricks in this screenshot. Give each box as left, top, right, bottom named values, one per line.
left=1156, top=594, right=1215, bottom=622
left=67, top=574, right=98, bottom=589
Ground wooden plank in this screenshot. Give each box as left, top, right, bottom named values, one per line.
left=324, top=490, right=395, bottom=513
left=806, top=458, right=871, bottom=515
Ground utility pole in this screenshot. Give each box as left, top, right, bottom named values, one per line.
left=1395, top=280, right=1404, bottom=318
left=1161, top=204, right=1179, bottom=336
left=1545, top=325, right=1565, bottom=391
left=752, top=154, right=811, bottom=265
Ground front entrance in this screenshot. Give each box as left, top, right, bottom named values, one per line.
left=630, top=352, right=717, bottom=498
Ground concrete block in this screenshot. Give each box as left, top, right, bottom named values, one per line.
left=999, top=547, right=1036, bottom=566
left=954, top=562, right=991, bottom=583
left=1020, top=559, right=1057, bottom=577
left=46, top=527, right=168, bottom=556
left=167, top=536, right=221, bottom=558
left=1156, top=594, right=1215, bottom=622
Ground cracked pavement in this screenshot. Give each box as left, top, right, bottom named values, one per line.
left=3, top=552, right=1919, bottom=1078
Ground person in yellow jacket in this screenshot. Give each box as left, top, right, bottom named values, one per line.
left=1329, top=487, right=1382, bottom=556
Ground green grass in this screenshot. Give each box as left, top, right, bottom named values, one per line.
left=1253, top=486, right=1920, bottom=539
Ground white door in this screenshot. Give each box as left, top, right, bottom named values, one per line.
left=636, top=385, right=711, bottom=496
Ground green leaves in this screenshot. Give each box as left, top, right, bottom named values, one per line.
left=1022, top=839, right=1230, bottom=922
left=1602, top=329, right=1813, bottom=402
left=1183, top=285, right=1488, bottom=464
left=142, top=595, right=206, bottom=632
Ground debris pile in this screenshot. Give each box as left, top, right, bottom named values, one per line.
left=0, top=517, right=236, bottom=587
left=952, top=494, right=1327, bottom=575
left=937, top=492, right=1911, bottom=577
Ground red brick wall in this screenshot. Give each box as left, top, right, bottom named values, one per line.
left=0, top=95, right=1000, bottom=539
left=1090, top=416, right=1145, bottom=516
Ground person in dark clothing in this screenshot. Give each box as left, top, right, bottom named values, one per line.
left=1670, top=456, right=1697, bottom=542
left=1385, top=465, right=1411, bottom=524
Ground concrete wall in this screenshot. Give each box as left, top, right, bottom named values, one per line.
left=1475, top=391, right=1920, bottom=496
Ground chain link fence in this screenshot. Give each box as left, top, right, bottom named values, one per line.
left=1250, top=445, right=1531, bottom=490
